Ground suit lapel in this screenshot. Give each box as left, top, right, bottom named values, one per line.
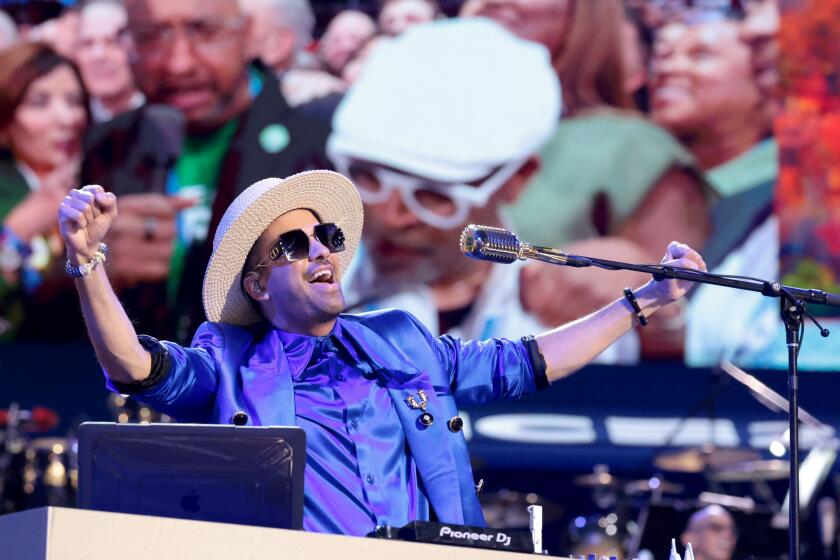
left=239, top=329, right=300, bottom=426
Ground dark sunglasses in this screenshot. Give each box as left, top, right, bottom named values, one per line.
left=256, top=223, right=345, bottom=268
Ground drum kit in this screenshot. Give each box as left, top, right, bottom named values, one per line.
left=0, top=395, right=171, bottom=514
left=0, top=403, right=73, bottom=514
left=550, top=362, right=839, bottom=558
left=479, top=360, right=818, bottom=556
left=479, top=445, right=793, bottom=558
left=581, top=447, right=789, bottom=555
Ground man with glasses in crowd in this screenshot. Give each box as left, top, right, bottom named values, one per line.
left=329, top=20, right=635, bottom=361
left=82, top=0, right=336, bottom=343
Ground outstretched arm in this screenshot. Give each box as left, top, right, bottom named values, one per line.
left=58, top=185, right=152, bottom=384
left=536, top=241, right=706, bottom=383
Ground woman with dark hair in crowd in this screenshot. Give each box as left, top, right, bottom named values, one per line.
left=465, top=0, right=714, bottom=360
left=0, top=42, right=89, bottom=338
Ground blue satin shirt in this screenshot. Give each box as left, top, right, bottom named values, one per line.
left=280, top=324, right=421, bottom=535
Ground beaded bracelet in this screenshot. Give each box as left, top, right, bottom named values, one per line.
left=65, top=243, right=109, bottom=278
left=623, top=287, right=648, bottom=327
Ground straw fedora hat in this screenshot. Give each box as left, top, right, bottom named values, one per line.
left=202, top=170, right=363, bottom=326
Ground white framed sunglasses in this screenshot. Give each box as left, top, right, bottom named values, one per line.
left=333, top=156, right=527, bottom=229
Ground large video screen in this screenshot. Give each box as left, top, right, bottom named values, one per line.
left=0, top=0, right=836, bottom=373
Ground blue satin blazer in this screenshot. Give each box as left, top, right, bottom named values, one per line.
left=113, top=309, right=542, bottom=526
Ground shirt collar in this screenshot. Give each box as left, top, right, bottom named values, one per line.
left=273, top=320, right=347, bottom=368
left=252, top=315, right=420, bottom=384
left=90, top=91, right=146, bottom=123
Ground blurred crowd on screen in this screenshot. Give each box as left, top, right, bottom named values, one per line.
left=0, top=0, right=835, bottom=370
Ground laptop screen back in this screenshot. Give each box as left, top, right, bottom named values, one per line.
left=77, top=423, right=306, bottom=530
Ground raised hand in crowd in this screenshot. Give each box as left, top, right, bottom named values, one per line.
left=103, top=193, right=196, bottom=286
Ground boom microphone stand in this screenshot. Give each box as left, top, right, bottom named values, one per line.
left=460, top=225, right=840, bottom=560
left=564, top=256, right=831, bottom=560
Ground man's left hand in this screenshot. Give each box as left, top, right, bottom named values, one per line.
left=642, top=241, right=707, bottom=304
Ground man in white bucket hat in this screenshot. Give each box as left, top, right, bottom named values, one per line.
left=60, top=185, right=704, bottom=531
left=329, top=18, right=638, bottom=361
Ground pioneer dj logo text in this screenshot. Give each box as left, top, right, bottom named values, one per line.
left=439, top=526, right=512, bottom=547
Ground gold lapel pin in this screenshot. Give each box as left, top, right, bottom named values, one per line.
left=406, top=389, right=434, bottom=426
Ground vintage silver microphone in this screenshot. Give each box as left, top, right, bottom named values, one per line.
left=459, top=224, right=591, bottom=267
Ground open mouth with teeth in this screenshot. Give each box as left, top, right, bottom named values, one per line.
left=308, top=269, right=335, bottom=284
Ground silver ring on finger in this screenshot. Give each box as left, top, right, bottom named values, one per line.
left=143, top=217, right=158, bottom=241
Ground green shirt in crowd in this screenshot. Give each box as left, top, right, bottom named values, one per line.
left=167, top=118, right=239, bottom=305
left=509, top=110, right=709, bottom=247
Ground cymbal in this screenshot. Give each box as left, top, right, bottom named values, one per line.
left=710, top=459, right=789, bottom=482
left=573, top=471, right=621, bottom=488
left=654, top=447, right=760, bottom=473
left=624, top=477, right=685, bottom=495
left=0, top=406, right=59, bottom=433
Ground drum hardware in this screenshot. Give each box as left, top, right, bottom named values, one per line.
left=653, top=446, right=760, bottom=474
left=0, top=405, right=59, bottom=433
left=624, top=476, right=685, bottom=498
left=697, top=491, right=757, bottom=513
left=709, top=459, right=789, bottom=483
left=574, top=468, right=621, bottom=489
left=574, top=464, right=623, bottom=510
left=480, top=488, right=562, bottom=529
left=568, top=512, right=625, bottom=559
left=1, top=403, right=76, bottom=513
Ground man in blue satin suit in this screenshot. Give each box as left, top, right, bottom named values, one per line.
left=58, top=171, right=706, bottom=536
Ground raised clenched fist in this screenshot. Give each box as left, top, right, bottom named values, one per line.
left=58, top=184, right=118, bottom=265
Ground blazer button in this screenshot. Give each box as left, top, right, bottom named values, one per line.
left=419, top=412, right=434, bottom=426
left=447, top=416, right=463, bottom=433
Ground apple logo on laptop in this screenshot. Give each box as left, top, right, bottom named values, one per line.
left=181, top=489, right=200, bottom=513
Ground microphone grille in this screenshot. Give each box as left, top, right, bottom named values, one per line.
left=460, top=224, right=520, bottom=264
left=459, top=224, right=479, bottom=255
